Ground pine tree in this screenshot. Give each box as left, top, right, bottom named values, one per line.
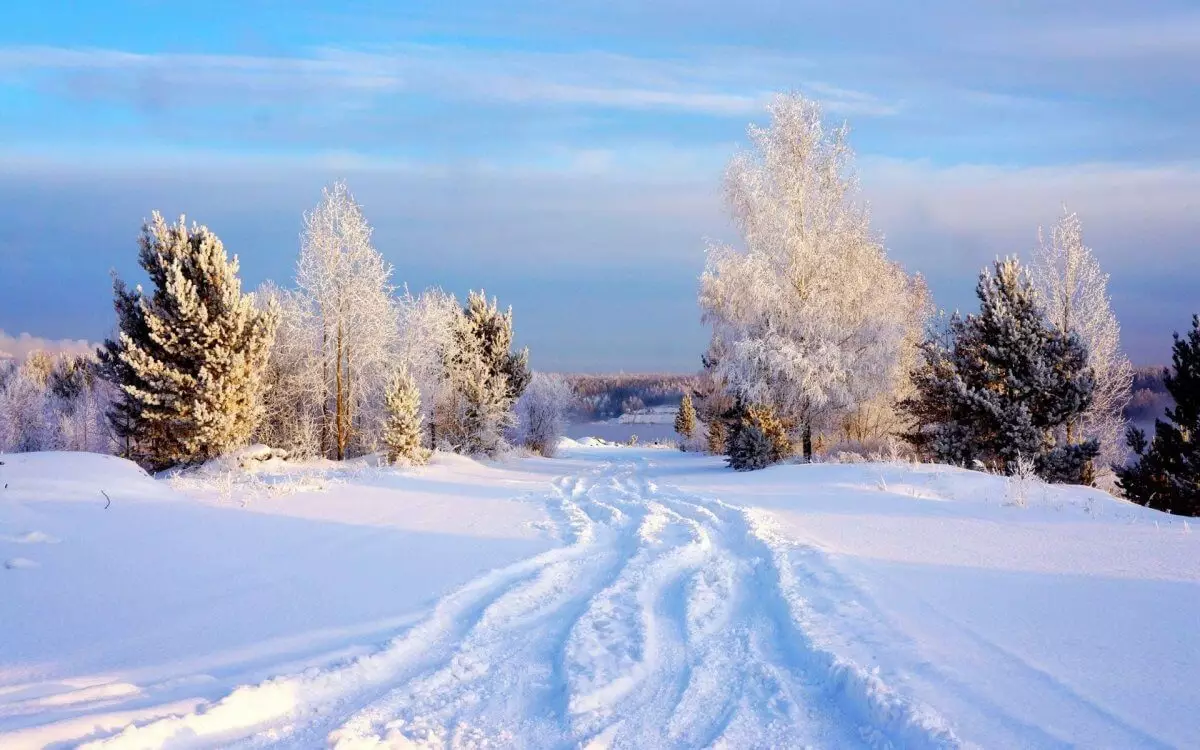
left=98, top=213, right=277, bottom=470
left=706, top=418, right=728, bottom=456
left=1116, top=315, right=1200, bottom=515
left=436, top=291, right=527, bottom=456
left=728, top=404, right=791, bottom=471
left=674, top=392, right=697, bottom=445
left=903, top=258, right=1098, bottom=483
left=383, top=367, right=429, bottom=465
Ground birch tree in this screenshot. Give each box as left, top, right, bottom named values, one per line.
left=295, top=181, right=397, bottom=459
left=1032, top=209, right=1134, bottom=488
left=699, top=93, right=928, bottom=459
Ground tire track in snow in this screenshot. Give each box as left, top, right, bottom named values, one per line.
left=78, top=458, right=960, bottom=749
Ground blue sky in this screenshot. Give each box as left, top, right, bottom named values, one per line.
left=1, top=1, right=1197, bottom=371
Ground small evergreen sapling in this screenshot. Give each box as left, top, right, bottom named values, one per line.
left=728, top=404, right=791, bottom=471
left=1117, top=315, right=1200, bottom=515
left=383, top=367, right=429, bottom=465
left=706, top=419, right=728, bottom=456
left=674, top=392, right=697, bottom=446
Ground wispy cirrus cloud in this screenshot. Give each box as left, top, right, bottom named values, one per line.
left=0, top=44, right=894, bottom=117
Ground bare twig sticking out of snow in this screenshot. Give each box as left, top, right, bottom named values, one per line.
left=101, top=490, right=110, bottom=509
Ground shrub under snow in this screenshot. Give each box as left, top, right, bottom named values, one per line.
left=513, top=372, right=573, bottom=457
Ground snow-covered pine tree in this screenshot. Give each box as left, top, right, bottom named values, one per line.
left=1032, top=210, right=1133, bottom=489
left=728, top=404, right=791, bottom=471
left=436, top=291, right=527, bottom=456
left=674, top=392, right=697, bottom=446
left=903, top=258, right=1098, bottom=483
left=463, top=290, right=530, bottom=401
left=98, top=213, right=277, bottom=469
left=383, top=367, right=429, bottom=465
left=1116, top=315, right=1200, bottom=515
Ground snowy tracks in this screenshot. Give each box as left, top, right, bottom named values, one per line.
left=80, top=459, right=957, bottom=749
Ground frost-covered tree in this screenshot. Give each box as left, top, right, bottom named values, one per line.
left=295, top=181, right=398, bottom=459
left=1117, top=316, right=1200, bottom=515
left=699, top=93, right=928, bottom=460
left=1032, top=210, right=1134, bottom=489
left=0, top=357, right=51, bottom=452
left=904, top=258, right=1098, bottom=483
left=436, top=291, right=528, bottom=456
left=383, top=367, right=429, bottom=465
left=48, top=354, right=114, bottom=453
left=253, top=282, right=325, bottom=457
left=396, top=287, right=461, bottom=448
left=513, top=372, right=573, bottom=456
left=674, top=392, right=697, bottom=447
left=728, top=404, right=791, bottom=471
left=98, top=213, right=276, bottom=469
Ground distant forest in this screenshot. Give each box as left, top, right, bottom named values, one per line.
left=565, top=368, right=1172, bottom=427
left=564, top=373, right=694, bottom=420
left=1127, top=366, right=1173, bottom=427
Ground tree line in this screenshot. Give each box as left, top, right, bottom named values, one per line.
left=682, top=93, right=1198, bottom=516
left=1, top=182, right=574, bottom=469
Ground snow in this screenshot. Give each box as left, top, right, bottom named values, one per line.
left=2, top=446, right=1197, bottom=748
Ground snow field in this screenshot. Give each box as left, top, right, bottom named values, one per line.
left=2, top=445, right=1198, bottom=748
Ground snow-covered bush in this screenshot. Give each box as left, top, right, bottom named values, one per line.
left=383, top=367, right=429, bottom=465
left=513, top=372, right=573, bottom=457
left=728, top=404, right=791, bottom=471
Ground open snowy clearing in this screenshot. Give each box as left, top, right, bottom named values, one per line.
left=1, top=445, right=1197, bottom=749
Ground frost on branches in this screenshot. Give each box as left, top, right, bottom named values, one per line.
left=674, top=392, right=697, bottom=440
left=98, top=213, right=276, bottom=470
left=699, top=93, right=928, bottom=460
left=292, top=181, right=398, bottom=460
left=396, top=287, right=462, bottom=448
left=513, top=372, right=573, bottom=457
left=904, top=258, right=1098, bottom=484
left=1032, top=210, right=1134, bottom=489
left=383, top=367, right=429, bottom=465
left=0, top=353, right=114, bottom=454
left=436, top=291, right=530, bottom=457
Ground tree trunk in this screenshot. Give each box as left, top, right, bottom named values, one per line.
left=335, top=321, right=346, bottom=461
left=802, top=423, right=813, bottom=462
left=321, top=327, right=330, bottom=458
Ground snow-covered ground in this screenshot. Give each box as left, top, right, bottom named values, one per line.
left=1, top=445, right=1197, bottom=748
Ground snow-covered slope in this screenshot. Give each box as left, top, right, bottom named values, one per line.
left=1, top=446, right=1196, bottom=748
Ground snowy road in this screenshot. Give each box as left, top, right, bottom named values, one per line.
left=83, top=456, right=957, bottom=749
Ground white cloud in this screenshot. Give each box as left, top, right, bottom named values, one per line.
left=0, top=330, right=96, bottom=362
